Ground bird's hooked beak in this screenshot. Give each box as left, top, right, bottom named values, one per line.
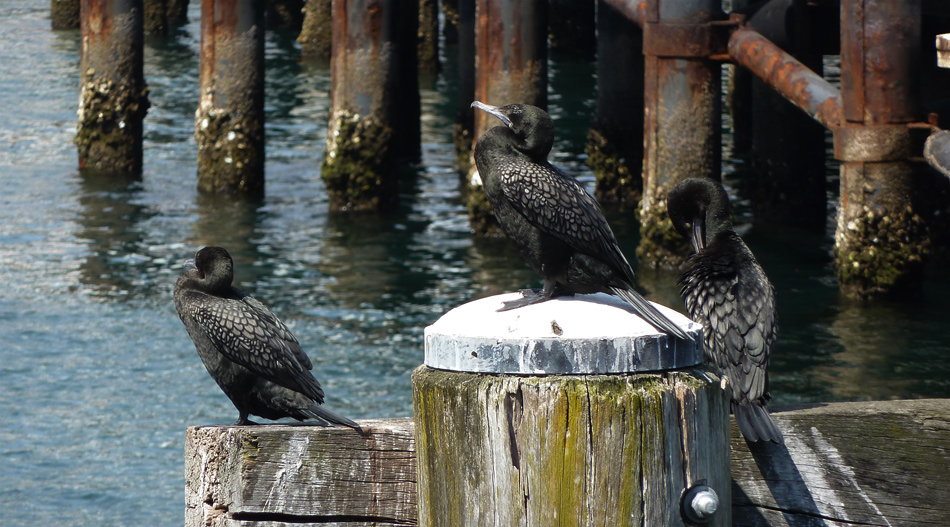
left=471, top=101, right=511, bottom=127
left=690, top=217, right=706, bottom=253
left=183, top=258, right=197, bottom=273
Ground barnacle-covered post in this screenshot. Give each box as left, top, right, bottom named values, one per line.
left=467, top=0, right=548, bottom=235
left=834, top=0, right=929, bottom=297
left=413, top=293, right=729, bottom=526
left=586, top=0, right=646, bottom=207
left=194, top=0, right=266, bottom=196
left=637, top=0, right=722, bottom=268
left=76, top=0, right=150, bottom=175
left=322, top=0, right=420, bottom=212
left=298, top=0, right=332, bottom=59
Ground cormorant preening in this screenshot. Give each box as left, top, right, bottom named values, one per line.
left=471, top=101, right=689, bottom=340
left=174, top=246, right=360, bottom=430
left=667, top=178, right=782, bottom=443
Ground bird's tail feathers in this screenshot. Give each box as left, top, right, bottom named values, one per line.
left=305, top=404, right=364, bottom=433
left=611, top=286, right=691, bottom=341
left=733, top=401, right=783, bottom=444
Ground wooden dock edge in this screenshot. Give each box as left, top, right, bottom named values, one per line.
left=186, top=399, right=950, bottom=527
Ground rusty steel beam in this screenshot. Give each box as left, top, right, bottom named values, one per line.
left=729, top=24, right=841, bottom=130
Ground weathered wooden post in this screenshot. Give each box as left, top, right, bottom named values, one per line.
left=76, top=0, right=150, bottom=175
left=322, top=0, right=420, bottom=212
left=637, top=0, right=722, bottom=268
left=413, top=293, right=730, bottom=526
left=194, top=0, right=266, bottom=196
left=298, top=0, right=332, bottom=59
left=468, top=0, right=548, bottom=235
left=586, top=0, right=646, bottom=207
left=834, top=0, right=930, bottom=297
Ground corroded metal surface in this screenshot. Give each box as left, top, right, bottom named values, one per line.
left=76, top=0, right=149, bottom=174
left=728, top=25, right=841, bottom=129
left=195, top=0, right=265, bottom=195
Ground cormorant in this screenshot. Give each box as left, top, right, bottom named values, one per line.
left=471, top=101, right=689, bottom=340
left=667, top=177, right=782, bottom=443
left=174, top=246, right=360, bottom=430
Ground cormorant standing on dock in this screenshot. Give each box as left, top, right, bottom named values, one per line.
left=471, top=101, right=689, bottom=340
left=667, top=177, right=782, bottom=443
left=174, top=246, right=361, bottom=430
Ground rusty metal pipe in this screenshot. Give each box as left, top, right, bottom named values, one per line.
left=728, top=24, right=841, bottom=130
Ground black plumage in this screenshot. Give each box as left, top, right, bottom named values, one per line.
left=667, top=177, right=782, bottom=443
left=471, top=101, right=689, bottom=340
left=174, top=246, right=360, bottom=430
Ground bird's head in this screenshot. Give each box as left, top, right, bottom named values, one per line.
left=471, top=101, right=554, bottom=159
left=667, top=177, right=733, bottom=253
left=193, top=246, right=234, bottom=292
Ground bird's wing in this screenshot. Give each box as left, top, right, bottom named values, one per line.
left=500, top=162, right=632, bottom=278
left=681, top=247, right=776, bottom=404
left=191, top=295, right=324, bottom=402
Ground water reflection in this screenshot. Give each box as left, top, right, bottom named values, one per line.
left=75, top=170, right=155, bottom=299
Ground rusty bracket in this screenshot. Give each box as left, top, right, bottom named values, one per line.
left=642, top=16, right=742, bottom=59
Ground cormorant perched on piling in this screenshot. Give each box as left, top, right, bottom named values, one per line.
left=471, top=101, right=689, bottom=340
left=174, top=246, right=360, bottom=430
left=667, top=178, right=782, bottom=443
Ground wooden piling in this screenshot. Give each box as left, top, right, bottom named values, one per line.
left=413, top=293, right=730, bottom=526
left=144, top=0, right=168, bottom=35
left=418, top=0, right=440, bottom=75
left=194, top=0, right=266, bottom=196
left=637, top=0, right=722, bottom=268
left=834, top=0, right=929, bottom=298
left=322, top=0, right=420, bottom=212
left=586, top=0, right=646, bottom=207
left=298, top=0, right=332, bottom=59
left=76, top=0, right=150, bottom=175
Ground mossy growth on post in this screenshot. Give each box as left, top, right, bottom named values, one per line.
left=586, top=126, right=642, bottom=208
left=465, top=173, right=503, bottom=237
left=194, top=96, right=265, bottom=196
left=75, top=76, right=150, bottom=175
left=321, top=107, right=397, bottom=212
left=298, top=0, right=332, bottom=59
left=636, top=195, right=692, bottom=271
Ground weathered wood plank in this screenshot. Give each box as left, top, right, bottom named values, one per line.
left=186, top=400, right=950, bottom=526
left=185, top=418, right=417, bottom=527
left=732, top=399, right=950, bottom=527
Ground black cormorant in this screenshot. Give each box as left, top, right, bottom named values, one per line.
left=471, top=101, right=689, bottom=340
left=667, top=177, right=782, bottom=443
left=174, top=246, right=360, bottom=430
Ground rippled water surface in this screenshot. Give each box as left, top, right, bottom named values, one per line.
left=2, top=4, right=949, bottom=526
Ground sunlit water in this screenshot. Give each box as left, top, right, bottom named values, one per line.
left=1, top=4, right=948, bottom=526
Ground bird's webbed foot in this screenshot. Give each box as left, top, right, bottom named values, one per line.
left=498, top=289, right=548, bottom=311
left=234, top=414, right=259, bottom=426
left=498, top=284, right=572, bottom=311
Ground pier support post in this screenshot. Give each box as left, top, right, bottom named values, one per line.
left=298, top=0, right=332, bottom=59
left=76, top=0, right=150, bottom=175
left=52, top=0, right=80, bottom=29
left=144, top=0, right=168, bottom=34
left=549, top=0, right=595, bottom=54
left=413, top=293, right=729, bottom=526
left=637, top=0, right=722, bottom=268
left=468, top=0, right=548, bottom=235
left=747, top=0, right=826, bottom=231
left=322, top=0, right=420, bottom=212
left=586, top=0, right=645, bottom=207
left=418, top=0, right=440, bottom=75
left=453, top=0, right=476, bottom=178
left=194, top=0, right=265, bottom=196
left=834, top=0, right=929, bottom=297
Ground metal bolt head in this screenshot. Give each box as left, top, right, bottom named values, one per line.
left=682, top=484, right=719, bottom=524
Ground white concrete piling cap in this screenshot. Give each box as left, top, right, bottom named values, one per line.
left=424, top=292, right=703, bottom=375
